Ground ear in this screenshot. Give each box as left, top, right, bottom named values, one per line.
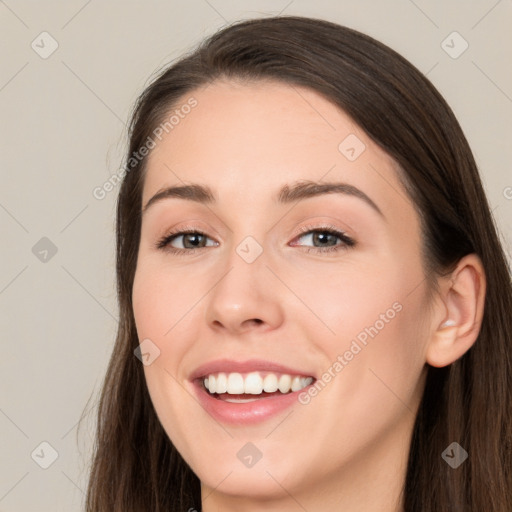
left=426, top=254, right=486, bottom=368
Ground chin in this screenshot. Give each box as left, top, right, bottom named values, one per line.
left=197, top=462, right=300, bottom=500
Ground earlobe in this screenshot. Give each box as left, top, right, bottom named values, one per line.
left=425, top=254, right=486, bottom=368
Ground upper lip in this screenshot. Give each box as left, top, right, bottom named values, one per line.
left=189, top=358, right=316, bottom=381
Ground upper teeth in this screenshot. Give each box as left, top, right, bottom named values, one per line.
left=203, top=372, right=313, bottom=395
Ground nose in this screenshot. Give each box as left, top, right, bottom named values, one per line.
left=204, top=249, right=285, bottom=336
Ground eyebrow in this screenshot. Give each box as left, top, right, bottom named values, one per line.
left=142, top=180, right=384, bottom=218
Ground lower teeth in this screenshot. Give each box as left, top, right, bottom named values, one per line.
left=223, top=397, right=260, bottom=403
left=214, top=392, right=282, bottom=401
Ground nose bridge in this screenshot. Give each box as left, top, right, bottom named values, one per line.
left=204, top=234, right=285, bottom=333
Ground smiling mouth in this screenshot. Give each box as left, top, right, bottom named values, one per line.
left=200, top=371, right=315, bottom=402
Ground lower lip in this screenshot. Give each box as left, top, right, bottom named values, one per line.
left=192, top=380, right=311, bottom=425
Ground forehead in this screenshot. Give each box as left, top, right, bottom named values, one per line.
left=141, top=79, right=410, bottom=217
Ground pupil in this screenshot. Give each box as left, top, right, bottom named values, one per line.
left=185, top=234, right=204, bottom=248
left=314, top=232, right=335, bottom=246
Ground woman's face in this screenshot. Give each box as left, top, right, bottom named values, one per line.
left=132, top=80, right=433, bottom=505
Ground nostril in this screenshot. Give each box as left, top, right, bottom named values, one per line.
left=243, top=318, right=263, bottom=328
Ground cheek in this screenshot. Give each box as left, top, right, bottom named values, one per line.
left=295, top=258, right=428, bottom=393
left=287, top=262, right=410, bottom=346
left=297, top=284, right=428, bottom=470
left=133, top=263, right=202, bottom=460
left=132, top=261, right=199, bottom=346
left=132, top=262, right=197, bottom=410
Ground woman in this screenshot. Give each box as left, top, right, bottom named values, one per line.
left=84, top=15, right=512, bottom=511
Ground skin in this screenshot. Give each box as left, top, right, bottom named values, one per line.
left=132, top=80, right=485, bottom=511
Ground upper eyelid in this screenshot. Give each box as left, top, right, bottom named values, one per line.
left=164, top=224, right=347, bottom=239
left=295, top=223, right=348, bottom=235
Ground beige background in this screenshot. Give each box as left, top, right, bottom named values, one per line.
left=1, top=1, right=511, bottom=510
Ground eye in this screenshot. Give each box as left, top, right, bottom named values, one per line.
left=291, top=225, right=355, bottom=254
left=156, top=229, right=218, bottom=253
left=155, top=225, right=356, bottom=256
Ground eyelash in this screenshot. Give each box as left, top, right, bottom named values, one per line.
left=155, top=224, right=356, bottom=256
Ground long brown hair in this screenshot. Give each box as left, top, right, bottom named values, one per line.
left=84, top=16, right=512, bottom=511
